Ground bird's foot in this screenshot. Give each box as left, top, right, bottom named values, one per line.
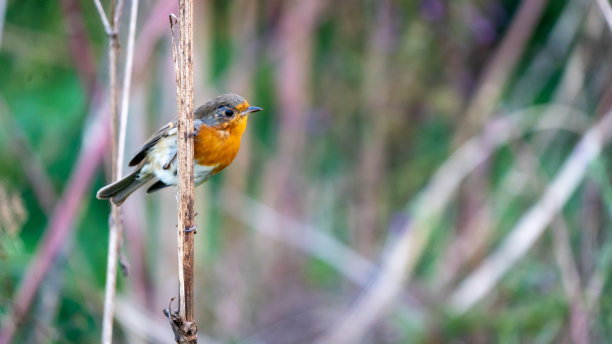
left=184, top=224, right=197, bottom=234
left=187, top=124, right=200, bottom=138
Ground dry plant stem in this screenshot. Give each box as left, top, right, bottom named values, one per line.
left=264, top=0, right=322, bottom=210
left=316, top=105, right=590, bottom=344
left=438, top=109, right=590, bottom=290
left=102, top=9, right=121, bottom=344
left=222, top=189, right=377, bottom=286
left=454, top=0, right=548, bottom=143
left=117, top=0, right=139, bottom=178
left=449, top=108, right=612, bottom=312
left=582, top=164, right=612, bottom=310
left=499, top=127, right=591, bottom=342
left=501, top=137, right=589, bottom=342
left=93, top=0, right=112, bottom=35
left=0, top=99, right=60, bottom=337
left=584, top=237, right=612, bottom=310
left=0, top=101, right=110, bottom=344
left=596, top=0, right=612, bottom=29
left=97, top=0, right=131, bottom=342
left=102, top=0, right=139, bottom=335
left=60, top=0, right=97, bottom=95
left=258, top=0, right=322, bottom=306
left=4, top=11, right=96, bottom=334
left=498, top=133, right=590, bottom=344
left=167, top=0, right=197, bottom=342
left=508, top=0, right=588, bottom=106
left=449, top=3, right=612, bottom=312
left=218, top=8, right=257, bottom=325
left=102, top=210, right=121, bottom=344
left=177, top=0, right=196, bottom=323
left=552, top=219, right=589, bottom=344
left=0, top=5, right=170, bottom=342
left=436, top=39, right=590, bottom=290
left=0, top=0, right=7, bottom=48
left=356, top=0, right=392, bottom=254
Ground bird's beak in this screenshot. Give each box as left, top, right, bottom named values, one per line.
left=244, top=106, right=263, bottom=114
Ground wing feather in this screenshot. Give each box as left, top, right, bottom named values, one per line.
left=128, top=120, right=177, bottom=166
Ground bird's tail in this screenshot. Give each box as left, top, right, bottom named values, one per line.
left=96, top=168, right=152, bottom=206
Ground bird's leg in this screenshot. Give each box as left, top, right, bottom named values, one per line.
left=188, top=122, right=202, bottom=138
left=184, top=224, right=197, bottom=233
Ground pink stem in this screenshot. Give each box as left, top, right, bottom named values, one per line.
left=0, top=105, right=110, bottom=344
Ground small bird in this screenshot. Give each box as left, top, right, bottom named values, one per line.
left=97, top=93, right=262, bottom=205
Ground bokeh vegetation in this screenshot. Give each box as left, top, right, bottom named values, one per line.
left=1, top=0, right=612, bottom=343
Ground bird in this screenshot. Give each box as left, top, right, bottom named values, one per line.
left=97, top=93, right=262, bottom=205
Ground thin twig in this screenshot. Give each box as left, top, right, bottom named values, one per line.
left=507, top=0, right=588, bottom=106
left=113, top=0, right=124, bottom=31
left=100, top=0, right=130, bottom=342
left=454, top=0, right=549, bottom=143
left=316, top=105, right=591, bottom=344
left=263, top=0, right=323, bottom=212
left=0, top=5, right=170, bottom=342
left=60, top=0, right=98, bottom=95
left=449, top=107, right=612, bottom=313
left=497, top=128, right=590, bottom=343
left=356, top=0, right=393, bottom=254
left=221, top=188, right=378, bottom=286
left=596, top=0, right=612, bottom=31
left=169, top=14, right=179, bottom=100
left=0, top=98, right=111, bottom=344
left=584, top=240, right=612, bottom=311
left=435, top=25, right=591, bottom=290
left=448, top=5, right=612, bottom=313
left=583, top=161, right=612, bottom=311
left=552, top=218, right=589, bottom=344
left=92, top=0, right=112, bottom=35
left=117, top=0, right=138, bottom=184
left=0, top=0, right=8, bottom=49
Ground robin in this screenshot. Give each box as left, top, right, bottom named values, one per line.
left=96, top=93, right=262, bottom=205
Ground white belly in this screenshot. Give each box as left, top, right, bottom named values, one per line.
left=139, top=134, right=218, bottom=186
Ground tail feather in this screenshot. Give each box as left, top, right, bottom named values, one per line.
left=96, top=168, right=152, bottom=206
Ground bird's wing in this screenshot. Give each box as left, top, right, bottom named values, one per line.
left=128, top=120, right=177, bottom=166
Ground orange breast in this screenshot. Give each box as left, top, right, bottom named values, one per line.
left=194, top=116, right=248, bottom=174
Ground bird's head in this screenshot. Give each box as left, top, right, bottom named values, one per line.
left=195, top=93, right=262, bottom=128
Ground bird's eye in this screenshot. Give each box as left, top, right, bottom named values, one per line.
left=224, top=109, right=234, bottom=117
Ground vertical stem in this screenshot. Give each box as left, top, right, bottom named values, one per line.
left=118, top=0, right=139, bottom=180
left=102, top=6, right=121, bottom=341
left=0, top=0, right=7, bottom=49
left=453, top=0, right=548, bottom=143
left=101, top=2, right=121, bottom=341
left=0, top=101, right=111, bottom=344
left=176, top=0, right=196, bottom=329
left=103, top=210, right=121, bottom=344
left=98, top=0, right=135, bottom=342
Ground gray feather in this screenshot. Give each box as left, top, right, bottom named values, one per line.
left=96, top=168, right=153, bottom=206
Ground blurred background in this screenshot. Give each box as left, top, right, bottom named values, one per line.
left=1, top=0, right=612, bottom=343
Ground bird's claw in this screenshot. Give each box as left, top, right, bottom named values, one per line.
left=184, top=224, right=197, bottom=233
left=188, top=125, right=200, bottom=139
